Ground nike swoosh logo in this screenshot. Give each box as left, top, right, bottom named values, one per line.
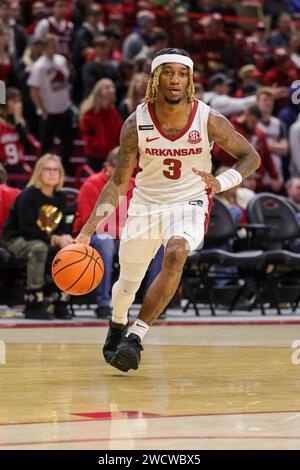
left=136, top=323, right=147, bottom=329
left=146, top=137, right=160, bottom=142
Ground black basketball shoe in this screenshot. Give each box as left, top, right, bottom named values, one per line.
left=110, top=333, right=143, bottom=372
left=103, top=320, right=128, bottom=363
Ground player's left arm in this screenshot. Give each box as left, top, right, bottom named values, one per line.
left=192, top=108, right=261, bottom=193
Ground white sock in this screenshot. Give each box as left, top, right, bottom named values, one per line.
left=127, top=319, right=149, bottom=341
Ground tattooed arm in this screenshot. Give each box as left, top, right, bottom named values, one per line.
left=75, top=113, right=138, bottom=243
left=192, top=108, right=261, bottom=193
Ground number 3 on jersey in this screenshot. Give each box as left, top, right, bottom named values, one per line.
left=163, top=158, right=182, bottom=180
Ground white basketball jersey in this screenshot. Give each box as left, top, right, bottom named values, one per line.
left=129, top=99, right=213, bottom=215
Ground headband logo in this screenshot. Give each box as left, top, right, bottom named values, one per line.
left=188, top=130, right=201, bottom=144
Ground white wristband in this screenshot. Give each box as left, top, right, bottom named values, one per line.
left=215, top=168, right=243, bottom=192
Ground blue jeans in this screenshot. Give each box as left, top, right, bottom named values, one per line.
left=91, top=234, right=164, bottom=306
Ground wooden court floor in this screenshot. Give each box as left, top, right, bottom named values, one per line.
left=1, top=322, right=300, bottom=449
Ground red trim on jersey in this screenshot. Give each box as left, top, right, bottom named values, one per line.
left=148, top=100, right=199, bottom=142
left=204, top=187, right=214, bottom=234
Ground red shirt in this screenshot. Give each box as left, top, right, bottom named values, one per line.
left=73, top=170, right=135, bottom=239
left=80, top=107, right=123, bottom=160
left=214, top=116, right=279, bottom=189
left=0, top=118, right=25, bottom=166
left=0, top=184, right=20, bottom=239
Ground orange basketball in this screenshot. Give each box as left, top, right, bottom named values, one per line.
left=51, top=243, right=104, bottom=295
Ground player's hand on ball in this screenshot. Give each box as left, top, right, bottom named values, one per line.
left=74, top=232, right=91, bottom=246
left=192, top=167, right=221, bottom=194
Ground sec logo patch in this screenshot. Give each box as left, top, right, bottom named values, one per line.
left=188, top=130, right=201, bottom=144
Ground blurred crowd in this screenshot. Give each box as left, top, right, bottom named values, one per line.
left=2, top=0, right=300, bottom=318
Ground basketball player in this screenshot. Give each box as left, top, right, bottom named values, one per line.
left=75, top=48, right=260, bottom=372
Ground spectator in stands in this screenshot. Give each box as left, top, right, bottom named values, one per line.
left=82, top=35, right=118, bottom=99
left=289, top=114, right=300, bottom=176
left=203, top=73, right=256, bottom=117
left=16, top=37, right=44, bottom=136
left=72, top=0, right=95, bottom=33
left=262, top=48, right=298, bottom=87
left=73, top=146, right=164, bottom=318
left=289, top=34, right=300, bottom=69
left=267, top=12, right=292, bottom=49
left=28, top=34, right=73, bottom=172
left=115, top=60, right=135, bottom=105
left=0, top=25, right=15, bottom=87
left=215, top=166, right=255, bottom=225
left=118, top=72, right=148, bottom=121
left=286, top=176, right=300, bottom=210
left=26, top=1, right=47, bottom=36
left=72, top=4, right=104, bottom=104
left=214, top=105, right=281, bottom=192
left=80, top=78, right=123, bottom=172
left=0, top=163, right=20, bottom=239
left=34, top=0, right=73, bottom=59
left=122, top=10, right=156, bottom=61
left=278, top=83, right=300, bottom=131
left=0, top=87, right=40, bottom=180
left=257, top=87, right=289, bottom=183
left=104, top=27, right=123, bottom=65
left=236, top=65, right=261, bottom=98
left=0, top=0, right=27, bottom=59
left=2, top=154, right=73, bottom=320
left=134, top=28, right=169, bottom=62
left=246, top=21, right=269, bottom=58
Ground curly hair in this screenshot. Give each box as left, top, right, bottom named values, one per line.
left=144, top=48, right=195, bottom=103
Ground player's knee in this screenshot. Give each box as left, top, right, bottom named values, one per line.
left=164, top=243, right=187, bottom=271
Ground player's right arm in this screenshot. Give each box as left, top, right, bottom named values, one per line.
left=75, top=112, right=138, bottom=244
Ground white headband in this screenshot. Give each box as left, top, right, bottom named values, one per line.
left=151, top=54, right=194, bottom=73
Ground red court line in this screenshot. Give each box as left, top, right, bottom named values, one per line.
left=1, top=319, right=300, bottom=329
left=1, top=435, right=300, bottom=447
left=2, top=409, right=300, bottom=427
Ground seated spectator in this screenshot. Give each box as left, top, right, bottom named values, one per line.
left=0, top=163, right=20, bottom=239
left=122, top=10, right=156, bottom=61
left=215, top=166, right=255, bottom=225
left=2, top=154, right=73, bottom=320
left=33, top=0, right=73, bottom=59
left=80, top=78, right=123, bottom=172
left=73, top=146, right=164, bottom=318
left=267, top=12, right=292, bottom=49
left=72, top=0, right=97, bottom=33
left=26, top=1, right=47, bottom=36
left=214, top=105, right=281, bottom=192
left=0, top=87, right=40, bottom=181
left=134, top=28, right=169, bottom=62
left=0, top=0, right=27, bottom=59
left=82, top=35, right=118, bottom=99
left=118, top=72, right=148, bottom=121
left=257, top=87, right=289, bottom=183
left=286, top=176, right=300, bottom=210
left=235, top=65, right=261, bottom=98
left=262, top=48, right=298, bottom=87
